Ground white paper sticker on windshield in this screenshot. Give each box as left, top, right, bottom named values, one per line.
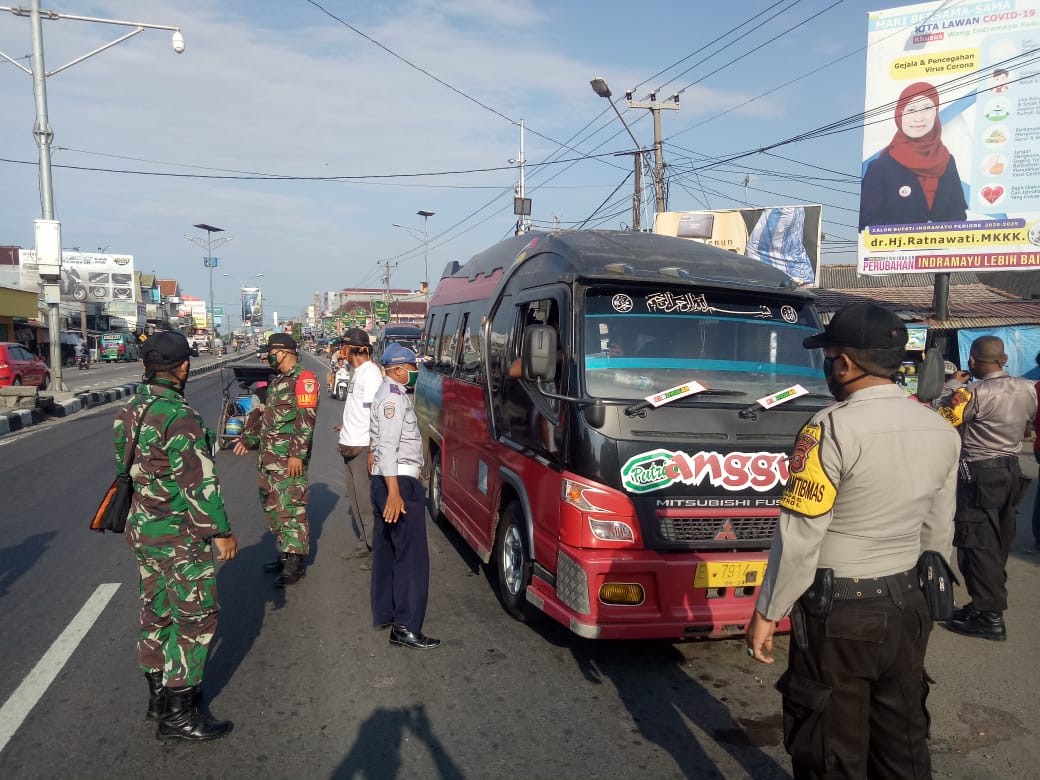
left=646, top=380, right=708, bottom=408
left=756, top=384, right=809, bottom=410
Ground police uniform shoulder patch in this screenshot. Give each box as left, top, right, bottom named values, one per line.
left=780, top=422, right=836, bottom=518
left=937, top=387, right=971, bottom=428
left=384, top=404, right=395, bottom=419
left=389, top=384, right=403, bottom=395
left=295, top=370, right=319, bottom=409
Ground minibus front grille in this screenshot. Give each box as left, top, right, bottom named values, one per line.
left=656, top=515, right=777, bottom=546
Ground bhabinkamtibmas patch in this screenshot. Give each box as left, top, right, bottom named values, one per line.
left=780, top=423, right=835, bottom=518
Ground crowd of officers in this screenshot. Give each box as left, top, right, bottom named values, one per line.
left=114, top=308, right=1037, bottom=770
left=113, top=328, right=434, bottom=743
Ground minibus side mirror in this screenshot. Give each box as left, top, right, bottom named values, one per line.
left=522, top=324, right=557, bottom=382
left=915, top=348, right=945, bottom=403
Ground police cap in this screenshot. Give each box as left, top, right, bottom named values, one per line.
left=141, top=331, right=191, bottom=366
left=381, top=342, right=418, bottom=367
left=803, top=303, right=907, bottom=350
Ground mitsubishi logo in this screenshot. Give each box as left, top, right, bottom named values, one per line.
left=714, top=520, right=738, bottom=542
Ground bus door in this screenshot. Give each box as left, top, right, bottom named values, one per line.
left=439, top=311, right=497, bottom=550
left=492, top=292, right=568, bottom=563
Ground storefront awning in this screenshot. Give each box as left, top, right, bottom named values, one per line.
left=0, top=286, right=39, bottom=319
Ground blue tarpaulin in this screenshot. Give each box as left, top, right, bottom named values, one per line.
left=957, top=326, right=1040, bottom=378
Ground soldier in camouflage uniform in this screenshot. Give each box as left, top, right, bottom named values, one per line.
left=114, top=331, right=237, bottom=742
left=235, top=332, right=319, bottom=586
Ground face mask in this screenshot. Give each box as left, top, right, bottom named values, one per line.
left=823, top=355, right=866, bottom=399
left=405, top=369, right=419, bottom=389
left=267, top=351, right=282, bottom=369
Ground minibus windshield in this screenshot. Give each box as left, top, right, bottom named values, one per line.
left=582, top=288, right=829, bottom=401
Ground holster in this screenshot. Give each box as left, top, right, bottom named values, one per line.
left=798, top=568, right=834, bottom=620
left=916, top=550, right=959, bottom=621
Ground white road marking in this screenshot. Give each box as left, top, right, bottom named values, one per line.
left=0, top=583, right=121, bottom=754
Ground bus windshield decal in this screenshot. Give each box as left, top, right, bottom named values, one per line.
left=621, top=448, right=790, bottom=494
left=645, top=291, right=771, bottom=318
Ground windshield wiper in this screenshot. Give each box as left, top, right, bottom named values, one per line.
left=624, top=388, right=747, bottom=417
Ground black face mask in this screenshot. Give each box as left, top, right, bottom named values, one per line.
left=823, top=355, right=867, bottom=399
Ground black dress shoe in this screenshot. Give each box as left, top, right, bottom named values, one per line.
left=389, top=625, right=441, bottom=649
left=949, top=610, right=1007, bottom=641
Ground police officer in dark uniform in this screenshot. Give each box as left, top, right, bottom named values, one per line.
left=369, top=343, right=439, bottom=649
left=936, top=335, right=1037, bottom=640
left=747, top=303, right=960, bottom=778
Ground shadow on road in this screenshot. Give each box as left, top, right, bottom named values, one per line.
left=536, top=622, right=788, bottom=779
left=0, top=531, right=56, bottom=597
left=331, top=704, right=463, bottom=779
left=204, top=481, right=338, bottom=701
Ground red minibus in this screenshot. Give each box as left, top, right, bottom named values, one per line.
left=415, top=231, right=830, bottom=639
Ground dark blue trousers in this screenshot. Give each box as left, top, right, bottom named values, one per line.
left=370, top=475, right=430, bottom=633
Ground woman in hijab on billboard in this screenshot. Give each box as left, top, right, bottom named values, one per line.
left=859, top=81, right=967, bottom=230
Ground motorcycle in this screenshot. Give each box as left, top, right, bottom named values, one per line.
left=331, top=366, right=351, bottom=400
left=77, top=351, right=89, bottom=370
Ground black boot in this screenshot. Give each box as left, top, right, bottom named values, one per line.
left=262, top=553, right=286, bottom=573
left=156, top=686, right=233, bottom=741
left=274, top=553, right=306, bottom=587
left=948, top=602, right=975, bottom=623
left=949, top=610, right=1007, bottom=641
left=145, top=671, right=164, bottom=722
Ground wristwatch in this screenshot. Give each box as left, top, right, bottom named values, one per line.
left=211, top=530, right=232, bottom=539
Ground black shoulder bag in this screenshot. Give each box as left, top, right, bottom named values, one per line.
left=90, top=397, right=160, bottom=533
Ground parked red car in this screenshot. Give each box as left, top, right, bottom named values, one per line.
left=0, top=342, right=50, bottom=389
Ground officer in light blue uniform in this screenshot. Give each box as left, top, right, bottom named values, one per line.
left=369, top=342, right=440, bottom=649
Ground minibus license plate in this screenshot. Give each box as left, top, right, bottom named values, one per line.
left=694, top=561, right=766, bottom=588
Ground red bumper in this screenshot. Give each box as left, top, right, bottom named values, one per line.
left=527, top=545, right=789, bottom=640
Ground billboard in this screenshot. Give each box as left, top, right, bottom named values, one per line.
left=860, top=1, right=1040, bottom=275
left=654, top=205, right=821, bottom=286
left=242, top=287, right=262, bottom=326
left=19, top=250, right=137, bottom=302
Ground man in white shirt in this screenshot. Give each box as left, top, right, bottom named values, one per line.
left=333, top=328, right=383, bottom=563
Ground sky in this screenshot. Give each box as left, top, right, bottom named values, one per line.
left=0, top=0, right=891, bottom=325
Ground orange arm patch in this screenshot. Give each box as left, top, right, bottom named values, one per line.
left=295, top=371, right=319, bottom=409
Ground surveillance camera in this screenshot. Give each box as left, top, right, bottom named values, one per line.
left=172, top=30, right=185, bottom=54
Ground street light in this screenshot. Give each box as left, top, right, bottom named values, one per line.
left=223, top=272, right=263, bottom=329
left=185, top=224, right=233, bottom=339
left=591, top=76, right=645, bottom=231
left=392, top=209, right=435, bottom=305
left=0, top=0, right=183, bottom=390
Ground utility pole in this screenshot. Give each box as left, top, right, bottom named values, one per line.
left=626, top=90, right=680, bottom=216
left=743, top=175, right=751, bottom=206
left=381, top=260, right=396, bottom=323
left=0, top=0, right=184, bottom=390
left=510, top=120, right=531, bottom=235
left=617, top=151, right=643, bottom=231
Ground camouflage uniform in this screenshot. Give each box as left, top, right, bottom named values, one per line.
left=241, top=363, right=319, bottom=554
left=114, top=379, right=230, bottom=689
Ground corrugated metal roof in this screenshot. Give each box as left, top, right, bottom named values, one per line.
left=812, top=285, right=1040, bottom=328
left=819, top=264, right=985, bottom=288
